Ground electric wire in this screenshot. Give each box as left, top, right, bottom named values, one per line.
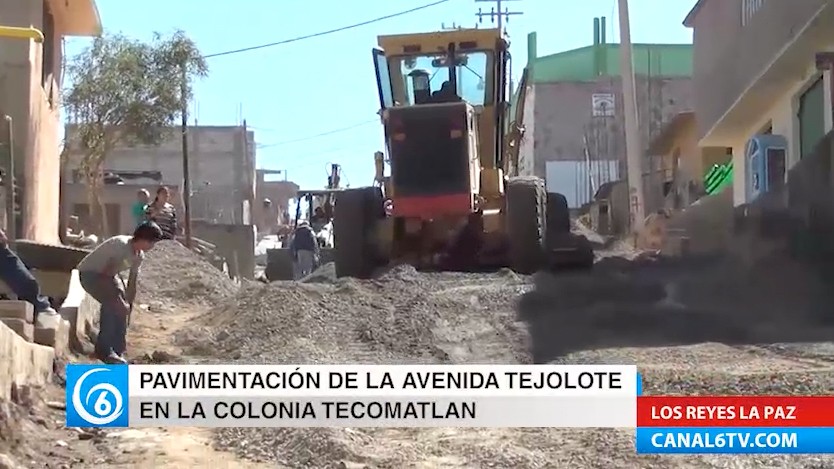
left=204, top=0, right=452, bottom=58
left=256, top=119, right=378, bottom=148
left=208, top=0, right=451, bottom=177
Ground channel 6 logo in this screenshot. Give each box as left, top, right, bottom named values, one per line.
left=65, top=364, right=129, bottom=427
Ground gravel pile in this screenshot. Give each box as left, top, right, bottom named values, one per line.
left=185, top=264, right=525, bottom=467
left=196, top=264, right=452, bottom=364
left=138, top=240, right=238, bottom=305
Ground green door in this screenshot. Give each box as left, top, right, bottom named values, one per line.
left=798, top=76, right=825, bottom=159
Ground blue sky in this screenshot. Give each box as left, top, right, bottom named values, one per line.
left=65, top=0, right=695, bottom=190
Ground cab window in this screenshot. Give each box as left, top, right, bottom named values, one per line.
left=393, top=51, right=490, bottom=106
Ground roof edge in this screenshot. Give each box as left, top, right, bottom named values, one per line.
left=647, top=111, right=696, bottom=155
left=536, top=42, right=693, bottom=62
left=683, top=0, right=706, bottom=28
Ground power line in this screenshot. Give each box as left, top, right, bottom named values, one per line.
left=256, top=119, right=378, bottom=148
left=261, top=142, right=370, bottom=170
left=204, top=0, right=452, bottom=59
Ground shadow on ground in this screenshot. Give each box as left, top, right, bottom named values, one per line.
left=518, top=248, right=834, bottom=364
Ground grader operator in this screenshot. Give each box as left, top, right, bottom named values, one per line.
left=331, top=27, right=592, bottom=278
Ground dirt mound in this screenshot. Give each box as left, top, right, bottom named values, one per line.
left=215, top=427, right=370, bottom=467
left=195, top=273, right=446, bottom=364
left=139, top=241, right=238, bottom=305
left=189, top=266, right=525, bottom=467
left=300, top=262, right=336, bottom=284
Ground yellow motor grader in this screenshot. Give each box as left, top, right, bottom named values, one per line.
left=332, top=27, right=592, bottom=278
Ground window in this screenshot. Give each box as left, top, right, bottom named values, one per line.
left=798, top=76, right=825, bottom=159
left=741, top=0, right=766, bottom=26
left=395, top=51, right=490, bottom=106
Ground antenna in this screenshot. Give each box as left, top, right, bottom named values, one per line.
left=441, top=22, right=464, bottom=30
left=475, top=0, right=523, bottom=36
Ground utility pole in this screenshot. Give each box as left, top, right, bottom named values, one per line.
left=2, top=115, right=15, bottom=241
left=242, top=119, right=255, bottom=225
left=180, top=64, right=193, bottom=248
left=475, top=0, right=523, bottom=35
left=617, top=0, right=645, bottom=232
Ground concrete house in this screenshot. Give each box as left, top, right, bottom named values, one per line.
left=518, top=20, right=693, bottom=208
left=685, top=0, right=834, bottom=206
left=63, top=125, right=258, bottom=234
left=646, top=111, right=732, bottom=209
left=0, top=0, right=100, bottom=242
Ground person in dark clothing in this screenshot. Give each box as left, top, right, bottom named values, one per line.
left=310, top=206, right=328, bottom=233
left=144, top=186, right=178, bottom=240
left=432, top=80, right=461, bottom=103
left=0, top=228, right=59, bottom=327
left=290, top=221, right=319, bottom=279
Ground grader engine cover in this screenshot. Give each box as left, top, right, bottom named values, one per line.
left=386, top=102, right=473, bottom=198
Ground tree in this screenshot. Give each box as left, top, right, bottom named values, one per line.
left=63, top=30, right=208, bottom=234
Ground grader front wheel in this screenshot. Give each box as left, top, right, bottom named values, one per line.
left=505, top=176, right=547, bottom=274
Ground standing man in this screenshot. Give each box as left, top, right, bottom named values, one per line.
left=132, top=189, right=150, bottom=229
left=290, top=220, right=319, bottom=279
left=0, top=228, right=60, bottom=327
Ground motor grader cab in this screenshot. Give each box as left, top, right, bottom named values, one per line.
left=331, top=27, right=592, bottom=278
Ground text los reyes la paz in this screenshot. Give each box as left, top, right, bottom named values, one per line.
left=139, top=399, right=479, bottom=420
left=140, top=369, right=624, bottom=390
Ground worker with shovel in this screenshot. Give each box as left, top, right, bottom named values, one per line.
left=76, top=222, right=163, bottom=364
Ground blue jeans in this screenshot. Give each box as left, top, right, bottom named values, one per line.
left=0, top=244, right=52, bottom=315
left=78, top=272, right=127, bottom=358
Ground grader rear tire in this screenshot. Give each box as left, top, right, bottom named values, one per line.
left=333, top=187, right=383, bottom=279
left=506, top=176, right=546, bottom=274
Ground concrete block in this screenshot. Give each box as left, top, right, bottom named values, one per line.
left=0, top=319, right=55, bottom=399
left=0, top=318, right=34, bottom=342
left=34, top=319, right=71, bottom=356
left=0, top=301, right=34, bottom=322
left=59, top=270, right=100, bottom=354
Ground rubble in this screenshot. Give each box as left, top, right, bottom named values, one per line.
left=138, top=240, right=238, bottom=305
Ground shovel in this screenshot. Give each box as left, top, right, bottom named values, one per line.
left=120, top=265, right=139, bottom=326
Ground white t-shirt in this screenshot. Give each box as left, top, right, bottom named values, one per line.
left=77, top=235, right=144, bottom=275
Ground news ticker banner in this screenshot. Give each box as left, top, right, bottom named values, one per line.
left=636, top=396, right=834, bottom=454
left=65, top=364, right=637, bottom=428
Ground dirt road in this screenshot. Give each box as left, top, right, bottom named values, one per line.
left=6, top=238, right=834, bottom=468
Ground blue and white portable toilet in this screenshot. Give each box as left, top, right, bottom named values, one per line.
left=744, top=134, right=788, bottom=203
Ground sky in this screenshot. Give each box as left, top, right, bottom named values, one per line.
left=64, top=0, right=695, bottom=191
